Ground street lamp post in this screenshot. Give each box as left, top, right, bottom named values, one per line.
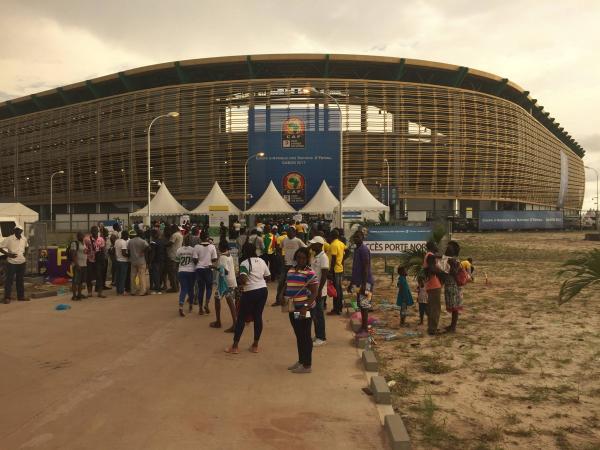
left=244, top=152, right=265, bottom=211
left=585, top=165, right=599, bottom=231
left=146, top=112, right=179, bottom=226
left=383, top=158, right=390, bottom=220
left=50, top=170, right=64, bottom=231
left=305, top=87, right=344, bottom=230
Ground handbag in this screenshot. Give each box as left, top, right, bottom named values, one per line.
left=327, top=279, right=337, bottom=298
left=281, top=270, right=313, bottom=314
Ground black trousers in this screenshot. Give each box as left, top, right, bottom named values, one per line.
left=289, top=312, right=313, bottom=367
left=4, top=262, right=25, bottom=300
left=233, top=287, right=268, bottom=343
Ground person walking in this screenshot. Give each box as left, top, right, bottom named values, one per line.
left=148, top=229, right=166, bottom=294
left=211, top=241, right=238, bottom=331
left=165, top=224, right=183, bottom=292
left=285, top=247, right=319, bottom=374
left=84, top=225, right=106, bottom=298
left=193, top=231, right=217, bottom=315
left=327, top=229, right=346, bottom=315
left=114, top=230, right=130, bottom=296
left=69, top=231, right=87, bottom=300
left=225, top=241, right=270, bottom=354
left=176, top=234, right=197, bottom=317
left=274, top=228, right=305, bottom=306
left=308, top=236, right=329, bottom=346
left=128, top=231, right=149, bottom=296
left=348, top=231, right=373, bottom=338
left=109, top=223, right=122, bottom=287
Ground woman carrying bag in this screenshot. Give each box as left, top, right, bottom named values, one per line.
left=283, top=247, right=319, bottom=374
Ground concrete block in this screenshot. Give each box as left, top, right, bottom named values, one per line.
left=384, top=414, right=411, bottom=450
left=362, top=349, right=378, bottom=372
left=370, top=375, right=391, bottom=404
left=31, top=290, right=58, bottom=299
left=350, top=318, right=362, bottom=333
left=354, top=336, right=370, bottom=349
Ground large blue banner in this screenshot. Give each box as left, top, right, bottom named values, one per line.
left=479, top=211, right=563, bottom=230
left=364, top=226, right=432, bottom=254
left=248, top=107, right=340, bottom=209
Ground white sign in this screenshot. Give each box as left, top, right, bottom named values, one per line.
left=180, top=214, right=190, bottom=226
left=209, top=212, right=229, bottom=227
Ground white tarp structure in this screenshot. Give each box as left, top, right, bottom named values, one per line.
left=190, top=181, right=240, bottom=215
left=0, top=203, right=39, bottom=225
left=244, top=181, right=296, bottom=215
left=337, top=179, right=389, bottom=222
left=300, top=181, right=339, bottom=215
left=131, top=183, right=189, bottom=217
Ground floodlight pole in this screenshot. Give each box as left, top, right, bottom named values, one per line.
left=147, top=112, right=179, bottom=227
left=244, top=152, right=265, bottom=212
left=585, top=165, right=599, bottom=231
left=310, top=88, right=343, bottom=230
left=384, top=158, right=390, bottom=220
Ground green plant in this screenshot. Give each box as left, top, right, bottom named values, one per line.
left=398, top=224, right=447, bottom=277
left=557, top=249, right=600, bottom=304
left=417, top=354, right=453, bottom=374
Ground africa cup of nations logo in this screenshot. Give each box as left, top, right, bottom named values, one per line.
left=281, top=117, right=305, bottom=149
left=282, top=172, right=306, bottom=204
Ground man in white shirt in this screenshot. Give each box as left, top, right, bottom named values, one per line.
left=165, top=224, right=183, bottom=292
left=194, top=232, right=218, bottom=315
left=274, top=228, right=306, bottom=305
left=1, top=225, right=29, bottom=303
left=308, top=236, right=329, bottom=346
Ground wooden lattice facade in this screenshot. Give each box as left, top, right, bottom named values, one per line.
left=0, top=54, right=585, bottom=214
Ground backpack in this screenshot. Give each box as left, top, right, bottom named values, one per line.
left=455, top=266, right=471, bottom=286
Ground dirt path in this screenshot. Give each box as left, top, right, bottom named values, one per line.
left=0, top=284, right=385, bottom=450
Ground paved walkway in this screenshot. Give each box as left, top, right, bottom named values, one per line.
left=0, top=283, right=386, bottom=450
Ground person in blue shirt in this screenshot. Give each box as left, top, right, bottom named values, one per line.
left=396, top=266, right=414, bottom=327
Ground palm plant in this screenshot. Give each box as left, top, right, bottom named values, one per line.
left=399, top=224, right=447, bottom=277
left=557, top=249, right=600, bottom=304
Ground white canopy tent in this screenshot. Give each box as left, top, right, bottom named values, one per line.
left=244, top=181, right=296, bottom=215
left=299, top=180, right=339, bottom=215
left=0, top=203, right=39, bottom=225
left=131, top=183, right=189, bottom=217
left=190, top=181, right=240, bottom=215
left=337, top=179, right=389, bottom=222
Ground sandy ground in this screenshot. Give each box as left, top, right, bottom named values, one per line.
left=370, top=232, right=600, bottom=450
left=0, top=283, right=386, bottom=450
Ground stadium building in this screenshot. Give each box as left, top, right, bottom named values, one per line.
left=0, top=54, right=585, bottom=220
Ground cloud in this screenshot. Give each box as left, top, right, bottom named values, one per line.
left=0, top=0, right=599, bottom=206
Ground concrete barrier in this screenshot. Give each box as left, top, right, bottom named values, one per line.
left=384, top=414, right=411, bottom=450
left=370, top=376, right=391, bottom=404
left=362, top=349, right=378, bottom=372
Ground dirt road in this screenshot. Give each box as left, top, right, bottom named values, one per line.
left=0, top=284, right=385, bottom=450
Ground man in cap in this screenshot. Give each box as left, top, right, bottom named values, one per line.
left=308, top=235, right=329, bottom=346
left=1, top=225, right=30, bottom=303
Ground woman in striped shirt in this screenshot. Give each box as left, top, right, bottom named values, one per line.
left=285, top=247, right=319, bottom=374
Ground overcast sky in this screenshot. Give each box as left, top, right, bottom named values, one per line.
left=1, top=0, right=599, bottom=209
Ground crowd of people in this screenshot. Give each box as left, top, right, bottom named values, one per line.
left=2, top=216, right=472, bottom=373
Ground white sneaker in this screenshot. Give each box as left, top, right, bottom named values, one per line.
left=314, top=339, right=327, bottom=346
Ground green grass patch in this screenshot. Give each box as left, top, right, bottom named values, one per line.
left=387, top=369, right=419, bottom=397
left=485, top=362, right=526, bottom=376
left=416, top=354, right=454, bottom=374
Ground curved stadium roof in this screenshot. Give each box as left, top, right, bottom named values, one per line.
left=0, top=53, right=584, bottom=158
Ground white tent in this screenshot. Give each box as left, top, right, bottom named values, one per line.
left=0, top=203, right=39, bottom=225
left=131, top=183, right=189, bottom=216
left=190, top=181, right=240, bottom=215
left=338, top=179, right=389, bottom=222
left=245, top=181, right=296, bottom=215
left=300, top=181, right=339, bottom=214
